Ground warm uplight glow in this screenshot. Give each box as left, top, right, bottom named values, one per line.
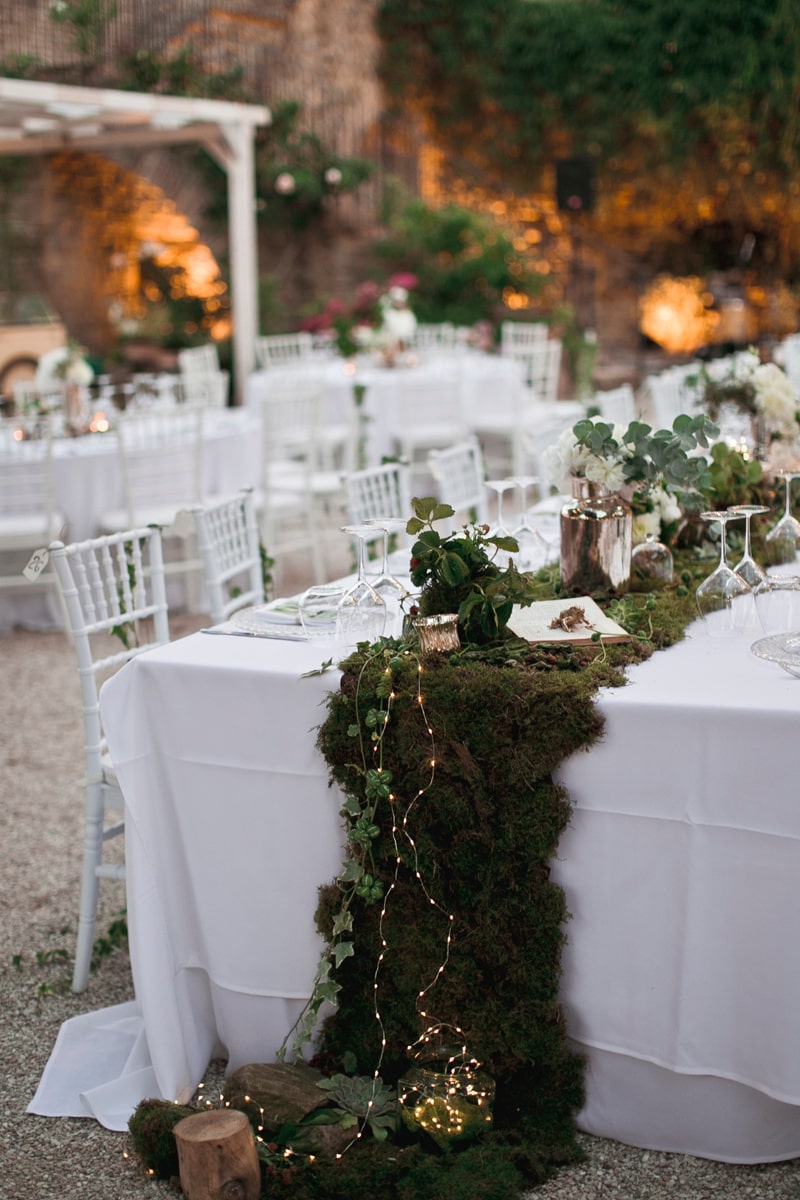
left=51, top=152, right=230, bottom=341
left=639, top=275, right=721, bottom=354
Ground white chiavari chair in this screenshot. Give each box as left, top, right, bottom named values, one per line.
left=49, top=525, right=171, bottom=991
left=427, top=437, right=489, bottom=529
left=189, top=489, right=264, bottom=626
left=254, top=332, right=315, bottom=370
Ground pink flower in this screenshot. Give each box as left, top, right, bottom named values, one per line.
left=354, top=281, right=382, bottom=311
left=388, top=272, right=418, bottom=291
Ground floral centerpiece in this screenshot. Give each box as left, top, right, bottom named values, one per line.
left=695, top=353, right=800, bottom=465
left=542, top=414, right=718, bottom=594
left=34, top=341, right=94, bottom=392
left=302, top=274, right=419, bottom=361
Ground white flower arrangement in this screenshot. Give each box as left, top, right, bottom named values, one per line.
left=542, top=414, right=718, bottom=515
left=379, top=286, right=417, bottom=344
left=751, top=362, right=798, bottom=438
left=541, top=421, right=631, bottom=494
left=35, top=344, right=94, bottom=391
left=700, top=353, right=800, bottom=441
left=631, top=484, right=683, bottom=544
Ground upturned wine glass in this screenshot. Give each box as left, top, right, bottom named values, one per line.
left=363, top=516, right=410, bottom=636
left=695, top=510, right=751, bottom=635
left=729, top=504, right=769, bottom=587
left=510, top=475, right=551, bottom=571
left=766, top=471, right=800, bottom=560
left=484, top=479, right=515, bottom=538
left=337, top=524, right=387, bottom=643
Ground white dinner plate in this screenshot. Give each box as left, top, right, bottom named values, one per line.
left=230, top=601, right=307, bottom=639
left=750, top=631, right=800, bottom=677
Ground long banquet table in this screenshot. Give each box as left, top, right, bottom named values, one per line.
left=0, top=407, right=260, bottom=633
left=244, top=350, right=525, bottom=464
left=29, top=614, right=800, bottom=1163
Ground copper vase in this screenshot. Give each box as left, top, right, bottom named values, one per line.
left=560, top=477, right=632, bottom=595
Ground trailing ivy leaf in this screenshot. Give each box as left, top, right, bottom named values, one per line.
left=316, top=979, right=342, bottom=1005
left=346, top=723, right=360, bottom=738
left=332, top=909, right=353, bottom=936
left=338, top=859, right=365, bottom=883
left=341, top=794, right=362, bottom=817
left=300, top=657, right=334, bottom=678
left=333, top=940, right=355, bottom=968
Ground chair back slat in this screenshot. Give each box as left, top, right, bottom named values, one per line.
left=190, top=490, right=264, bottom=625
left=346, top=462, right=412, bottom=551
left=255, top=332, right=314, bottom=369
left=428, top=438, right=488, bottom=527
left=501, top=321, right=549, bottom=357
left=114, top=406, right=205, bottom=526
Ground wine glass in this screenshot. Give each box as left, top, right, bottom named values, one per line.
left=337, top=525, right=387, bottom=643
left=766, top=471, right=800, bottom=561
left=510, top=475, right=551, bottom=571
left=484, top=479, right=515, bottom=538
left=695, top=510, right=751, bottom=636
left=364, top=516, right=410, bottom=637
left=729, top=504, right=769, bottom=587
left=484, top=479, right=515, bottom=569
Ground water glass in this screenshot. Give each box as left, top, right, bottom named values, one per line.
left=299, top=583, right=347, bottom=638
left=752, top=574, right=800, bottom=636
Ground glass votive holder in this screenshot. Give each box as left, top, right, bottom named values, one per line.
left=631, top=533, right=673, bottom=585
left=413, top=613, right=461, bottom=653
left=752, top=574, right=800, bottom=636
left=298, top=583, right=347, bottom=638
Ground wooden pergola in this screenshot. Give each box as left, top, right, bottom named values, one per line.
left=0, top=77, right=270, bottom=403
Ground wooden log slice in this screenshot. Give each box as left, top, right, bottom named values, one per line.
left=174, top=1109, right=260, bottom=1200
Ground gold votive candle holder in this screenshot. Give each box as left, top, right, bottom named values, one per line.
left=413, top=613, right=460, bottom=653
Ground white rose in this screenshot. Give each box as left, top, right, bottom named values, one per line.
left=382, top=306, right=417, bottom=341
left=274, top=172, right=296, bottom=195
left=753, top=363, right=798, bottom=434
left=324, top=167, right=342, bottom=186
left=584, top=456, right=627, bottom=492
left=65, top=356, right=94, bottom=385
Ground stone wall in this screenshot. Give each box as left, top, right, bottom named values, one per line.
left=1, top=0, right=388, bottom=355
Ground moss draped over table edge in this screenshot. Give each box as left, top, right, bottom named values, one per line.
left=128, top=556, right=712, bottom=1199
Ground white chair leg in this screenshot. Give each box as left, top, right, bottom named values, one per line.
left=72, top=781, right=108, bottom=993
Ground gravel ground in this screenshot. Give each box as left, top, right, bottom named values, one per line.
left=3, top=615, right=799, bottom=1199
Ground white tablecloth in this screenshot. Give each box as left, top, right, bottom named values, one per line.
left=244, top=351, right=525, bottom=464
left=28, top=616, right=800, bottom=1161
left=1, top=408, right=260, bottom=633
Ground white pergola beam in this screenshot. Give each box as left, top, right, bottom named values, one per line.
left=0, top=78, right=270, bottom=404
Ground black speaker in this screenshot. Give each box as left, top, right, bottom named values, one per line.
left=556, top=156, right=595, bottom=213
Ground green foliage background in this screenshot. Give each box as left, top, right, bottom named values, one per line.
left=378, top=0, right=800, bottom=182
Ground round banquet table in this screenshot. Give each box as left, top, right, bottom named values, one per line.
left=0, top=407, right=260, bottom=634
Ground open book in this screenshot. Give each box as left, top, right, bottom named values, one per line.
left=507, top=596, right=629, bottom=645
